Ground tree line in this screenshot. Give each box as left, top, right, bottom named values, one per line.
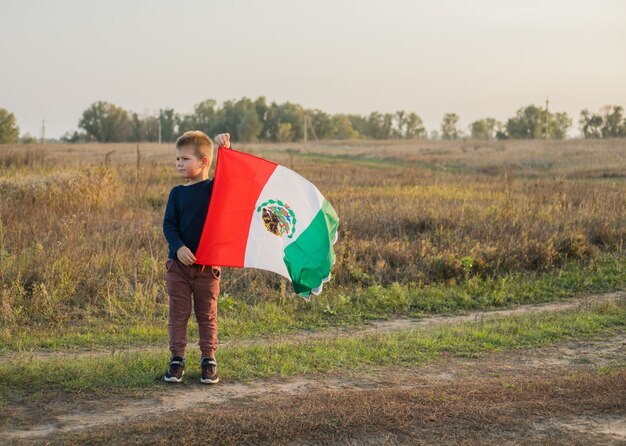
left=0, top=100, right=625, bottom=144
left=65, top=98, right=428, bottom=143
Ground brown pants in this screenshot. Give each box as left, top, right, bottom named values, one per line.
left=165, top=258, right=220, bottom=358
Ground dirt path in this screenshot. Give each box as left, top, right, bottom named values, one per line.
left=2, top=292, right=625, bottom=445
left=5, top=334, right=624, bottom=445
left=11, top=291, right=625, bottom=360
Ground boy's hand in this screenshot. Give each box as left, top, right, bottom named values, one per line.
left=215, top=133, right=230, bottom=148
left=176, top=246, right=196, bottom=265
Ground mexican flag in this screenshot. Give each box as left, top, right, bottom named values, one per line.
left=195, top=147, right=339, bottom=297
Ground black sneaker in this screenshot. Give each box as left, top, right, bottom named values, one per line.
left=201, top=357, right=219, bottom=384
left=164, top=356, right=185, bottom=383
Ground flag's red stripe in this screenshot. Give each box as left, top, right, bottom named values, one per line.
left=195, top=147, right=277, bottom=267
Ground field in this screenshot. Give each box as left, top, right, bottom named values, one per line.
left=0, top=138, right=625, bottom=444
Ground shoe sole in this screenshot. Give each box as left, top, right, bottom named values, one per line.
left=200, top=377, right=219, bottom=384
left=164, top=371, right=184, bottom=383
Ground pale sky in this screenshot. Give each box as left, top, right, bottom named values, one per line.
left=1, top=0, right=625, bottom=139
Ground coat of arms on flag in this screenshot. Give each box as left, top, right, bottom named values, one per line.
left=258, top=199, right=297, bottom=238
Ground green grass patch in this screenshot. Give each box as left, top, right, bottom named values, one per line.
left=1, top=298, right=624, bottom=404
left=282, top=150, right=467, bottom=173
left=261, top=150, right=407, bottom=169
left=1, top=253, right=625, bottom=353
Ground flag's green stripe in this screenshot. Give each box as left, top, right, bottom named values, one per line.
left=283, top=199, right=339, bottom=295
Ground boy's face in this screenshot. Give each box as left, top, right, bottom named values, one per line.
left=175, top=146, right=207, bottom=179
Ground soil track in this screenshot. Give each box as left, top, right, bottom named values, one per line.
left=10, top=291, right=625, bottom=359
left=2, top=292, right=625, bottom=445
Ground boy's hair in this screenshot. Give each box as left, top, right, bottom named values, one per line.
left=176, top=131, right=214, bottom=162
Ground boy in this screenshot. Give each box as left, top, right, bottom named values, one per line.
left=162, top=130, right=230, bottom=384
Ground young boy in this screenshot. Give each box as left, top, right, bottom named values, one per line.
left=162, top=130, right=230, bottom=384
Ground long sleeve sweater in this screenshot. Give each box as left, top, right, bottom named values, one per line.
left=163, top=179, right=214, bottom=260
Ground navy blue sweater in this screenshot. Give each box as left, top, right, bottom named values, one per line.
left=163, top=179, right=214, bottom=260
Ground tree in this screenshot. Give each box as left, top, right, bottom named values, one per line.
left=181, top=99, right=217, bottom=136
left=61, top=130, right=89, bottom=143
left=365, top=112, right=383, bottom=138
left=276, top=122, right=294, bottom=142
left=391, top=111, right=426, bottom=139
left=263, top=102, right=281, bottom=141
left=382, top=113, right=394, bottom=138
left=441, top=113, right=460, bottom=140
left=394, top=110, right=406, bottom=138
left=601, top=105, right=626, bottom=138
left=158, top=108, right=180, bottom=142
left=129, top=113, right=157, bottom=142
left=331, top=115, right=359, bottom=139
left=505, top=105, right=543, bottom=139
left=253, top=97, right=270, bottom=139
left=347, top=114, right=368, bottom=137
left=503, top=105, right=571, bottom=139
left=550, top=112, right=572, bottom=139
left=218, top=98, right=251, bottom=140
left=276, top=102, right=305, bottom=141
left=0, top=108, right=20, bottom=144
left=364, top=112, right=394, bottom=139
left=307, top=110, right=333, bottom=140
left=19, top=133, right=38, bottom=144
left=579, top=109, right=604, bottom=138
left=404, top=113, right=426, bottom=139
left=576, top=106, right=626, bottom=139
left=264, top=101, right=304, bottom=142
left=144, top=116, right=160, bottom=142
left=237, top=108, right=262, bottom=142
left=79, top=101, right=131, bottom=142
left=483, top=118, right=503, bottom=139
left=470, top=120, right=489, bottom=139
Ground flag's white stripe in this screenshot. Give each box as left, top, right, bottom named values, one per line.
left=243, top=166, right=324, bottom=279
left=242, top=218, right=291, bottom=279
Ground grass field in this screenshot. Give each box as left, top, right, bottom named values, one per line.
left=1, top=138, right=625, bottom=444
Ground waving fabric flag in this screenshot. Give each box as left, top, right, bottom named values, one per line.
left=195, top=147, right=339, bottom=297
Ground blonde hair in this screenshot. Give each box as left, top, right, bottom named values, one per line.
left=175, top=131, right=214, bottom=162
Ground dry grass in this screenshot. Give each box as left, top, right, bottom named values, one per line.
left=50, top=368, right=626, bottom=445
left=0, top=139, right=625, bottom=325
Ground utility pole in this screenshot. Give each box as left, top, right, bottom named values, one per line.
left=303, top=112, right=307, bottom=144
left=545, top=97, right=549, bottom=140
left=40, top=119, right=45, bottom=143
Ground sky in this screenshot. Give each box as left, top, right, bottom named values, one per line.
left=1, top=0, right=625, bottom=139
